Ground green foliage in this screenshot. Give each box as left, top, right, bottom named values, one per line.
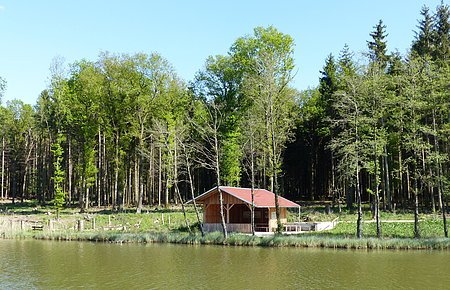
left=412, top=3, right=450, bottom=61
left=221, top=128, right=242, bottom=186
left=51, top=134, right=66, bottom=209
left=1, top=9, right=450, bottom=241
left=367, top=19, right=389, bottom=68
left=0, top=76, right=6, bottom=102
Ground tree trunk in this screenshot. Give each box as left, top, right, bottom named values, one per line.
left=165, top=176, right=170, bottom=207
left=85, top=186, right=90, bottom=211
left=429, top=167, right=436, bottom=214
left=113, top=133, right=119, bottom=208
left=413, top=173, right=420, bottom=239
left=250, top=136, right=256, bottom=236
left=158, top=146, right=162, bottom=207
left=102, top=133, right=108, bottom=206
left=398, top=146, right=404, bottom=210
left=384, top=150, right=391, bottom=211
left=310, top=149, right=316, bottom=200
left=356, top=167, right=363, bottom=239
left=214, top=122, right=227, bottom=239
left=406, top=168, right=411, bottom=202
left=331, top=154, right=341, bottom=213
left=136, top=154, right=142, bottom=213
left=148, top=141, right=154, bottom=205
left=355, top=118, right=362, bottom=238
left=67, top=135, right=73, bottom=205
left=441, top=192, right=448, bottom=238
left=217, top=186, right=228, bottom=240
left=268, top=100, right=282, bottom=234
left=80, top=175, right=86, bottom=213
left=375, top=157, right=381, bottom=238
left=1, top=136, right=5, bottom=199
left=96, top=130, right=101, bottom=207
left=432, top=109, right=447, bottom=236
left=185, top=149, right=204, bottom=236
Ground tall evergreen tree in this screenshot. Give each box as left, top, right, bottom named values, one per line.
left=433, top=2, right=450, bottom=61
left=367, top=20, right=389, bottom=69
left=412, top=5, right=435, bottom=57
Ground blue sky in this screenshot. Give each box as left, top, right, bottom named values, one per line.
left=0, top=0, right=446, bottom=105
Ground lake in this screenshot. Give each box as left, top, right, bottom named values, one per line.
left=0, top=239, right=449, bottom=289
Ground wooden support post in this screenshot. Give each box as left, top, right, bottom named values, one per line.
left=224, top=204, right=235, bottom=224
left=226, top=205, right=230, bottom=224
left=77, top=220, right=84, bottom=232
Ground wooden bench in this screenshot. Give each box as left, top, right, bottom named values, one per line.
left=103, top=225, right=126, bottom=231
left=32, top=224, right=44, bottom=231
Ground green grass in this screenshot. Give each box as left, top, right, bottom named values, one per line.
left=326, top=219, right=446, bottom=238
left=1, top=201, right=450, bottom=250
left=27, top=230, right=450, bottom=250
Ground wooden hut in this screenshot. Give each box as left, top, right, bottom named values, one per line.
left=192, top=186, right=300, bottom=233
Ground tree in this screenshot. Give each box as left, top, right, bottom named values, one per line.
left=331, top=73, right=366, bottom=239
left=189, top=100, right=228, bottom=239
left=364, top=67, right=389, bottom=238
left=0, top=77, right=6, bottom=103
left=367, top=20, right=389, bottom=69
left=232, top=26, right=297, bottom=233
left=194, top=55, right=243, bottom=186
left=402, top=57, right=432, bottom=238
left=5, top=100, right=36, bottom=203
left=433, top=2, right=450, bottom=61
left=51, top=133, right=66, bottom=218
left=412, top=5, right=435, bottom=57
left=68, top=60, right=102, bottom=211
left=241, top=103, right=264, bottom=235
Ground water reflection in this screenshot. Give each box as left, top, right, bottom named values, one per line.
left=0, top=239, right=449, bottom=289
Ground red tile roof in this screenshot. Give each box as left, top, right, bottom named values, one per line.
left=195, top=186, right=300, bottom=208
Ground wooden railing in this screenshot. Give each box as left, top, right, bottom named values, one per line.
left=283, top=223, right=302, bottom=232
left=203, top=223, right=252, bottom=233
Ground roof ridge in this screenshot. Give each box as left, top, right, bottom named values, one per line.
left=220, top=186, right=266, bottom=191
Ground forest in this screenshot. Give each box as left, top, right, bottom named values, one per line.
left=0, top=4, right=449, bottom=231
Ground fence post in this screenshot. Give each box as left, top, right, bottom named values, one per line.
left=77, top=220, right=84, bottom=232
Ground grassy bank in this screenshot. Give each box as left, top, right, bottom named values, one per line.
left=1, top=201, right=449, bottom=250
left=17, top=230, right=450, bottom=250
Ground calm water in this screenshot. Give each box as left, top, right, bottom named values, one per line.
left=0, top=239, right=449, bottom=289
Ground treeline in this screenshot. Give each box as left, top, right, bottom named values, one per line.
left=0, top=26, right=297, bottom=214
left=291, top=4, right=450, bottom=237
left=0, top=4, right=449, bottom=220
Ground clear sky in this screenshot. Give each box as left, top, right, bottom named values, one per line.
left=0, top=0, right=446, bottom=105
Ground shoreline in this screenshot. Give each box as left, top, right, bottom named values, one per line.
left=2, top=230, right=450, bottom=251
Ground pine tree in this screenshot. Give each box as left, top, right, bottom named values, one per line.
left=367, top=20, right=389, bottom=69
left=412, top=5, right=435, bottom=57
left=319, top=54, right=339, bottom=100
left=433, top=2, right=450, bottom=61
